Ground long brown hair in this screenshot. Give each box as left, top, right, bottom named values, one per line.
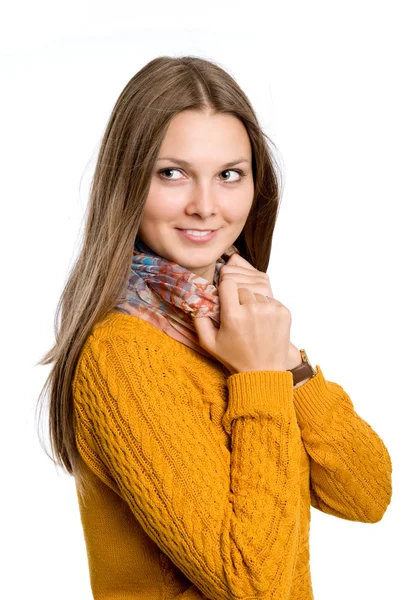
left=35, top=55, right=284, bottom=494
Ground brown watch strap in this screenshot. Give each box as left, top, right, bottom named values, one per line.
left=287, top=349, right=317, bottom=386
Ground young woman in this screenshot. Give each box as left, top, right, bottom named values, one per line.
left=36, top=56, right=392, bottom=599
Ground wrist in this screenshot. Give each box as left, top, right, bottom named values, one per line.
left=287, top=346, right=318, bottom=388
left=286, top=342, right=303, bottom=370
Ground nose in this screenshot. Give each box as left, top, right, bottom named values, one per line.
left=185, top=181, right=219, bottom=218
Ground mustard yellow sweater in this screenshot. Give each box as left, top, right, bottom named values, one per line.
left=72, top=310, right=392, bottom=600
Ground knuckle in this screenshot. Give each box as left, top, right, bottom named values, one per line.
left=275, top=303, right=291, bottom=317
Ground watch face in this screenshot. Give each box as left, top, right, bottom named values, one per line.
left=301, top=349, right=317, bottom=375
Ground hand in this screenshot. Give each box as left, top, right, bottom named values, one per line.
left=218, top=254, right=302, bottom=371
left=193, top=253, right=292, bottom=375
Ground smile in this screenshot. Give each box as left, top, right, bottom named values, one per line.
left=176, top=229, right=218, bottom=243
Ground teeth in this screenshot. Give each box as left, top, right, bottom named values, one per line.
left=182, top=230, right=212, bottom=237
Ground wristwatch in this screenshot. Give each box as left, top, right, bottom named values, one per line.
left=287, top=348, right=317, bottom=386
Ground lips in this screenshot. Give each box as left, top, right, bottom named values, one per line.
left=176, top=229, right=218, bottom=243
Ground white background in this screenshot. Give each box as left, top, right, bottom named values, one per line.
left=1, top=1, right=399, bottom=598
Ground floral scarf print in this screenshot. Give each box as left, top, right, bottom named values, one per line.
left=115, top=237, right=240, bottom=359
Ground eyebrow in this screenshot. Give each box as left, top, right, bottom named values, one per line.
left=156, top=157, right=250, bottom=169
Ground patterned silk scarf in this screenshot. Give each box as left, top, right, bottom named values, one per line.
left=115, top=238, right=240, bottom=359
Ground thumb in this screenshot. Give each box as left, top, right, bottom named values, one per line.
left=192, top=315, right=217, bottom=351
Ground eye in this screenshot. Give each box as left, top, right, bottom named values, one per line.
left=219, top=169, right=245, bottom=184
left=158, top=168, right=182, bottom=181
left=157, top=167, right=245, bottom=184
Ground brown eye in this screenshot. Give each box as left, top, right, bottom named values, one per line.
left=158, top=168, right=182, bottom=181
left=219, top=169, right=245, bottom=184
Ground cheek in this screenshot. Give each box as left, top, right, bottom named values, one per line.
left=143, top=186, right=182, bottom=221
left=223, top=193, right=253, bottom=222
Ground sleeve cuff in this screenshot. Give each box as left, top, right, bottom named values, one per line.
left=292, top=365, right=342, bottom=427
left=222, top=370, right=294, bottom=435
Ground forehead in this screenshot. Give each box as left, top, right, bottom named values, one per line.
left=158, top=110, right=252, bottom=164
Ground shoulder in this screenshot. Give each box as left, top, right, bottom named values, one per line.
left=72, top=310, right=212, bottom=427
left=73, top=310, right=224, bottom=406
left=79, top=310, right=170, bottom=359
left=91, top=310, right=164, bottom=343
left=74, top=310, right=171, bottom=388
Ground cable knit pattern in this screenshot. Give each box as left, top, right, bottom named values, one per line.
left=72, top=311, right=392, bottom=600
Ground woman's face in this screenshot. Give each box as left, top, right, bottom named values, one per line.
left=138, top=109, right=254, bottom=283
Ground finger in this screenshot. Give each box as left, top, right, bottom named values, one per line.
left=238, top=287, right=260, bottom=304
left=221, top=265, right=265, bottom=277
left=221, top=263, right=273, bottom=294
left=254, top=292, right=270, bottom=303
left=218, top=277, right=241, bottom=324
left=226, top=253, right=257, bottom=270
left=221, top=273, right=268, bottom=284
left=223, top=264, right=258, bottom=274
left=192, top=315, right=217, bottom=350
left=239, top=288, right=282, bottom=306
left=221, top=275, right=274, bottom=299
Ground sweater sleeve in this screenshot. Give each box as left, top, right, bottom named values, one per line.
left=72, top=329, right=302, bottom=600
left=292, top=365, right=392, bottom=522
